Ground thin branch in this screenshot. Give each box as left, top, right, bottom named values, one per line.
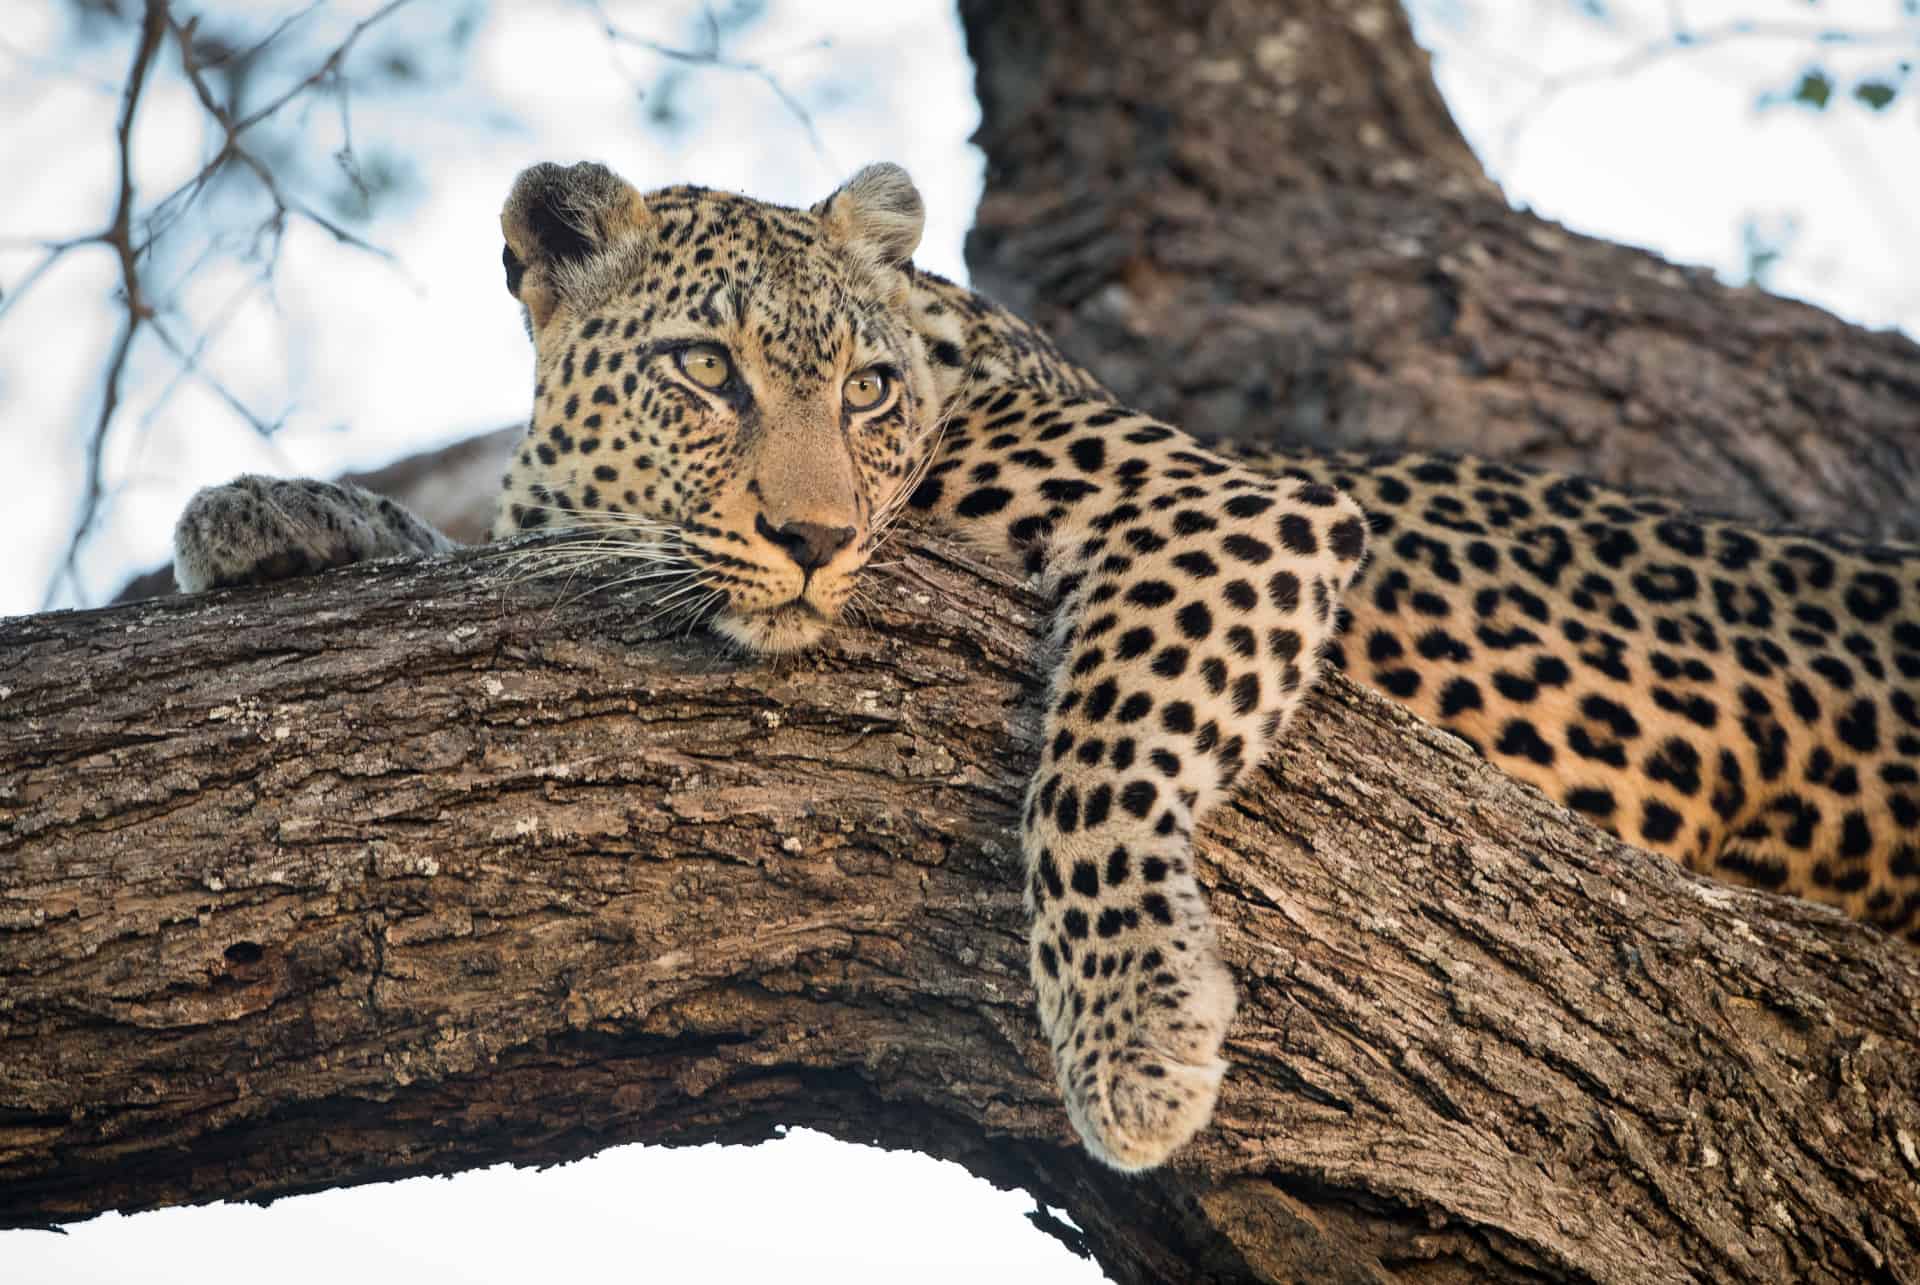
left=582, top=0, right=830, bottom=160
left=224, top=1, right=327, bottom=75
left=27, top=0, right=423, bottom=608
left=1496, top=10, right=1920, bottom=166
left=148, top=316, right=289, bottom=439
left=133, top=3, right=414, bottom=269
left=167, top=9, right=404, bottom=264
left=230, top=144, right=399, bottom=263
left=231, top=0, right=411, bottom=135
left=0, top=238, right=95, bottom=326
left=40, top=0, right=170, bottom=611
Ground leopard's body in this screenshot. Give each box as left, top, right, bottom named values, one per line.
left=1229, top=442, right=1920, bottom=929
left=173, top=161, right=1920, bottom=1172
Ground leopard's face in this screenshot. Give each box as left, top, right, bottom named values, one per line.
left=495, top=163, right=935, bottom=652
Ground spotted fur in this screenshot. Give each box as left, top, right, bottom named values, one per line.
left=173, top=161, right=1920, bottom=1172
left=1221, top=442, right=1920, bottom=933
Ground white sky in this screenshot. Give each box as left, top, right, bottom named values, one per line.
left=1414, top=0, right=1920, bottom=334
left=9, top=1129, right=1103, bottom=1285
left=3, top=1, right=1917, bottom=1281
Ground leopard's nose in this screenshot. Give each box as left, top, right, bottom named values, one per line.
left=757, top=514, right=856, bottom=571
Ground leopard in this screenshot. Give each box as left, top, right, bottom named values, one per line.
left=172, top=159, right=1920, bottom=1173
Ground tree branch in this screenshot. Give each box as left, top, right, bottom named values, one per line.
left=41, top=0, right=169, bottom=610
left=5, top=533, right=1918, bottom=1281
left=18, top=0, right=428, bottom=609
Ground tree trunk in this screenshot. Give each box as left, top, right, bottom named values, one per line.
left=5, top=534, right=1919, bottom=1284
left=961, top=0, right=1920, bottom=543
left=24, top=1, right=1920, bottom=1281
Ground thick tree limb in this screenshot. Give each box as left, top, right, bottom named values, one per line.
left=5, top=535, right=1919, bottom=1282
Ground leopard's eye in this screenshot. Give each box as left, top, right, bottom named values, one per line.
left=677, top=343, right=733, bottom=390
left=843, top=368, right=890, bottom=412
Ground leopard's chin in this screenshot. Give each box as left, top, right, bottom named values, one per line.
left=713, top=601, right=836, bottom=654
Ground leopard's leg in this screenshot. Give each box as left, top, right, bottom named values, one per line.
left=173, top=474, right=456, bottom=592
left=913, top=394, right=1369, bottom=1168
left=1024, top=474, right=1366, bottom=1167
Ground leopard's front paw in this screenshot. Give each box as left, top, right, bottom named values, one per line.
left=1028, top=819, right=1237, bottom=1171
left=1053, top=934, right=1235, bottom=1172
left=173, top=475, right=453, bottom=593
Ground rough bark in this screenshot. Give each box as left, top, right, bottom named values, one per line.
left=960, top=0, right=1920, bottom=543
left=6, top=534, right=1920, bottom=1284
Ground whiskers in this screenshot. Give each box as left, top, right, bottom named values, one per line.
left=481, top=505, right=725, bottom=636
left=841, top=582, right=881, bottom=632
left=476, top=353, right=986, bottom=650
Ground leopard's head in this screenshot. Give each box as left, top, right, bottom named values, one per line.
left=497, top=160, right=937, bottom=653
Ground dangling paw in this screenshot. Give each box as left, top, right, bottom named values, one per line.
left=1028, top=829, right=1238, bottom=1171
left=1059, top=939, right=1235, bottom=1171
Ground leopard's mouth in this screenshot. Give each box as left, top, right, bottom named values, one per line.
left=712, top=598, right=836, bottom=655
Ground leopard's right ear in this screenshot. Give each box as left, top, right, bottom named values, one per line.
left=500, top=161, right=653, bottom=332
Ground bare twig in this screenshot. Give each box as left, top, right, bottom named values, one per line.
left=582, top=0, right=830, bottom=160
left=1495, top=10, right=1920, bottom=166
left=0, top=236, right=97, bottom=326
left=18, top=0, right=818, bottom=610
left=25, top=0, right=424, bottom=608
left=148, top=316, right=288, bottom=438
left=231, top=0, right=410, bottom=134
left=40, top=0, right=169, bottom=610
left=122, top=276, right=296, bottom=493
left=166, top=6, right=407, bottom=263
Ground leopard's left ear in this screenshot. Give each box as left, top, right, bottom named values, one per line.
left=814, top=162, right=924, bottom=270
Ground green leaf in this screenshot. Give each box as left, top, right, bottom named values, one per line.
left=1794, top=70, right=1834, bottom=108
left=1854, top=80, right=1898, bottom=110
